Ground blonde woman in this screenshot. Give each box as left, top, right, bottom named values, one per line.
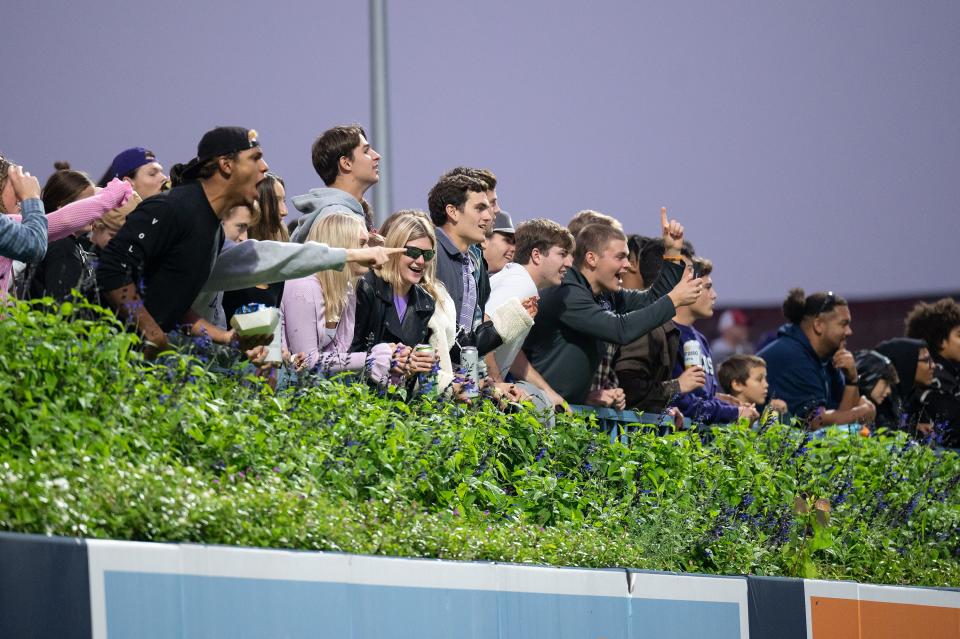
left=350, top=212, right=440, bottom=380
left=281, top=212, right=393, bottom=380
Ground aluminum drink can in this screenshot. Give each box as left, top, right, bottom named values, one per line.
left=682, top=340, right=702, bottom=369
left=461, top=346, right=480, bottom=398
left=415, top=344, right=437, bottom=389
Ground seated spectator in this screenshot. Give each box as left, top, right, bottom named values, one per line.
left=523, top=210, right=699, bottom=406
left=485, top=218, right=574, bottom=408
left=758, top=289, right=876, bottom=428
left=905, top=298, right=960, bottom=448
left=97, top=148, right=168, bottom=199
left=669, top=258, right=758, bottom=425
left=350, top=212, right=440, bottom=383
left=854, top=350, right=900, bottom=427
left=875, top=337, right=937, bottom=434
left=291, top=125, right=379, bottom=240
left=282, top=212, right=393, bottom=380
left=21, top=164, right=96, bottom=301
left=222, top=173, right=290, bottom=324
left=482, top=211, right=515, bottom=275
left=617, top=238, right=703, bottom=414
left=717, top=355, right=788, bottom=420
left=711, top=309, right=754, bottom=364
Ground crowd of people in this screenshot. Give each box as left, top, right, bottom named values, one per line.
left=1, top=124, right=958, bottom=448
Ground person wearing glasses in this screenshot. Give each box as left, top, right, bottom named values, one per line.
left=874, top=337, right=937, bottom=435
left=758, top=289, right=876, bottom=428
left=350, top=212, right=442, bottom=381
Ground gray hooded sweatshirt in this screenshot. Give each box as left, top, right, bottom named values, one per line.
left=290, top=187, right=367, bottom=243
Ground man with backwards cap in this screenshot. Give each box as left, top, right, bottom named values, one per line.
left=98, top=148, right=168, bottom=199
left=97, top=126, right=400, bottom=358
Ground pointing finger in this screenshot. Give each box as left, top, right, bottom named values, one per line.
left=660, top=206, right=668, bottom=230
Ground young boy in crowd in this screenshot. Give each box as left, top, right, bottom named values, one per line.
left=717, top=355, right=788, bottom=421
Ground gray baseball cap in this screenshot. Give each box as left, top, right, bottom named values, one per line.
left=492, top=211, right=515, bottom=234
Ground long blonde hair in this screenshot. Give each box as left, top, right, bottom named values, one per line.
left=307, top=213, right=365, bottom=323
left=379, top=211, right=442, bottom=302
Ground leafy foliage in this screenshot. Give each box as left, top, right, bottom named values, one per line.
left=2, top=300, right=959, bottom=586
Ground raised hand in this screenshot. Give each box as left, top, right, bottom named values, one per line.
left=667, top=266, right=703, bottom=308
left=7, top=165, right=41, bottom=202
left=660, top=206, right=685, bottom=252
left=346, top=246, right=406, bottom=267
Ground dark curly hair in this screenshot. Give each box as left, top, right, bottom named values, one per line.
left=905, top=298, right=960, bottom=355
left=426, top=173, right=487, bottom=227
left=442, top=166, right=497, bottom=191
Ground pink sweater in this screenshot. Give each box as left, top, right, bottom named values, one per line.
left=280, top=275, right=392, bottom=381
left=2, top=179, right=133, bottom=297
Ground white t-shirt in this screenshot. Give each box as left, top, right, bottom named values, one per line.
left=487, top=263, right=538, bottom=374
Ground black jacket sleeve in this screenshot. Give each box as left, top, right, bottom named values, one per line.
left=349, top=278, right=380, bottom=352
left=558, top=284, right=677, bottom=346
left=618, top=260, right=684, bottom=311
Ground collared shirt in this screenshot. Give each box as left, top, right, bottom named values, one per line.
left=435, top=227, right=478, bottom=332
left=590, top=295, right=620, bottom=392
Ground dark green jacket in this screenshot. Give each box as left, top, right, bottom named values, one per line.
left=522, top=262, right=683, bottom=404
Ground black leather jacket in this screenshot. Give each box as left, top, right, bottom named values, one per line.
left=350, top=271, right=435, bottom=352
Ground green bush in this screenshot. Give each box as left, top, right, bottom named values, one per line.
left=1, top=300, right=958, bottom=586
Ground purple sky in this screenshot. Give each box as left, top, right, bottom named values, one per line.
left=4, top=0, right=957, bottom=304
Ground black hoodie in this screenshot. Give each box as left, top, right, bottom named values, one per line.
left=874, top=338, right=926, bottom=430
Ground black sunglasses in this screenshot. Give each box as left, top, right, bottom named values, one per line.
left=404, top=246, right=435, bottom=261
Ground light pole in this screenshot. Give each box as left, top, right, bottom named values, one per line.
left=370, top=0, right=393, bottom=227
